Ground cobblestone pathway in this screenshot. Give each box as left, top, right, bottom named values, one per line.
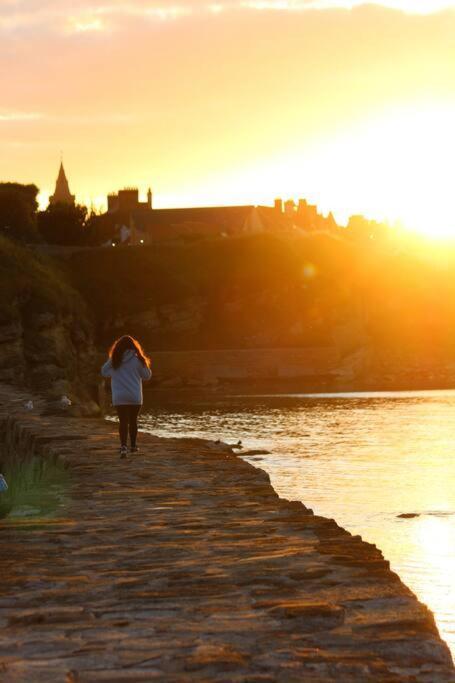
left=0, top=386, right=454, bottom=682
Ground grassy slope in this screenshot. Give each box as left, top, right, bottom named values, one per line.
left=66, top=232, right=354, bottom=349
left=0, top=236, right=89, bottom=326
left=65, top=231, right=455, bottom=360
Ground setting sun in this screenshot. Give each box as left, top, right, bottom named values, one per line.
left=3, top=1, right=455, bottom=236
left=183, top=99, right=455, bottom=239
left=295, top=100, right=455, bottom=237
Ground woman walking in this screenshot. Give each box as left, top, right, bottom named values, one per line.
left=101, top=335, right=152, bottom=459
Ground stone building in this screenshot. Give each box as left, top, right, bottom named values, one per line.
left=104, top=187, right=265, bottom=245
left=101, top=186, right=338, bottom=245
left=107, top=187, right=152, bottom=214
left=49, top=162, right=75, bottom=206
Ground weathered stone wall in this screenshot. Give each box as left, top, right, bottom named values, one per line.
left=0, top=311, right=100, bottom=415
left=145, top=346, right=340, bottom=387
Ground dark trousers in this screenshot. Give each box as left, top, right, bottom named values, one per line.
left=116, top=405, right=141, bottom=448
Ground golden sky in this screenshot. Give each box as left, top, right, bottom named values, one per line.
left=1, top=1, right=455, bottom=232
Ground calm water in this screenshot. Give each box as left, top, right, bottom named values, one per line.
left=141, top=389, right=455, bottom=657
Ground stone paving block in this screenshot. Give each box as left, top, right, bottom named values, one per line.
left=0, top=383, right=454, bottom=682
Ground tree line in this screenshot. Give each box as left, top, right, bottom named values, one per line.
left=0, top=182, right=99, bottom=246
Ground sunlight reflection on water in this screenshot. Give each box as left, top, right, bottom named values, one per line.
left=142, top=389, right=455, bottom=656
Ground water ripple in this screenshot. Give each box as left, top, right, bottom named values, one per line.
left=141, top=389, right=455, bottom=657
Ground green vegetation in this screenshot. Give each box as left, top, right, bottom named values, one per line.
left=0, top=183, right=40, bottom=242
left=0, top=234, right=89, bottom=324
left=0, top=181, right=93, bottom=246
left=66, top=231, right=455, bottom=361
left=38, top=203, right=88, bottom=246
left=67, top=232, right=349, bottom=348
left=69, top=231, right=349, bottom=311
left=0, top=455, right=69, bottom=521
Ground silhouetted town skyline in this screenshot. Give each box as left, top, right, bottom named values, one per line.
left=49, top=161, right=341, bottom=246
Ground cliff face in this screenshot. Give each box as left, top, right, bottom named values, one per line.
left=0, top=311, right=99, bottom=413
left=98, top=295, right=208, bottom=351
left=67, top=235, right=342, bottom=351
left=3, top=231, right=455, bottom=402
left=0, top=237, right=99, bottom=414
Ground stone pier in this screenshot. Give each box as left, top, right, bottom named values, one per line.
left=0, top=384, right=454, bottom=682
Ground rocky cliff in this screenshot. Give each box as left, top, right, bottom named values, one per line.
left=0, top=236, right=99, bottom=414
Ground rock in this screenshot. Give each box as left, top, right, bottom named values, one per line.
left=158, top=296, right=205, bottom=334
left=29, top=312, right=57, bottom=330
left=124, top=309, right=161, bottom=332
left=24, top=324, right=73, bottom=366
left=243, top=449, right=271, bottom=456
left=78, top=400, right=102, bottom=417
left=0, top=367, right=21, bottom=383
left=257, top=600, right=345, bottom=630
left=160, top=376, right=183, bottom=388
left=0, top=339, right=24, bottom=369
left=8, top=606, right=93, bottom=626
left=48, top=379, right=73, bottom=399
left=186, top=377, right=204, bottom=387
left=398, top=513, right=420, bottom=519
left=185, top=643, right=248, bottom=671
left=31, top=364, right=66, bottom=388
left=0, top=321, right=22, bottom=343
left=67, top=670, right=163, bottom=682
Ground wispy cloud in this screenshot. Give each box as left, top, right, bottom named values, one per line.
left=0, top=110, right=141, bottom=125
left=241, top=0, right=455, bottom=12
left=0, top=110, right=43, bottom=122
left=1, top=0, right=454, bottom=36
left=71, top=17, right=104, bottom=32
left=0, top=3, right=195, bottom=35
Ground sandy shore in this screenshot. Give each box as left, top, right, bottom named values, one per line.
left=0, top=384, right=454, bottom=682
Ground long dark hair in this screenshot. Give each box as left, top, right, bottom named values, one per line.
left=109, top=335, right=150, bottom=370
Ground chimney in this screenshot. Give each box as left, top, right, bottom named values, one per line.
left=284, top=199, right=296, bottom=216
left=274, top=198, right=283, bottom=214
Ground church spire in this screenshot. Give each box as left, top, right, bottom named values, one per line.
left=49, top=161, right=75, bottom=206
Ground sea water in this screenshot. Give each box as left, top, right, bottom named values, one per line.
left=142, top=389, right=455, bottom=657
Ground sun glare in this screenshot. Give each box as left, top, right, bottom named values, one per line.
left=353, top=102, right=455, bottom=238
left=272, top=100, right=455, bottom=238
left=171, top=99, right=455, bottom=241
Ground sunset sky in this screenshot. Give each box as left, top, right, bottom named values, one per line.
left=1, top=1, right=455, bottom=232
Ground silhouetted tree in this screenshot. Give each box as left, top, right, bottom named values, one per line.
left=0, top=183, right=40, bottom=242
left=38, top=203, right=88, bottom=245
left=84, top=211, right=115, bottom=246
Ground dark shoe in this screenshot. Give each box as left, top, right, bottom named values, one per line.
left=130, top=446, right=139, bottom=454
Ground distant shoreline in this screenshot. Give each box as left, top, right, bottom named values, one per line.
left=143, top=378, right=455, bottom=404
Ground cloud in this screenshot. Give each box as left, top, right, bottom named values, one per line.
left=0, top=2, right=195, bottom=35
left=0, top=110, right=43, bottom=122
left=0, top=110, right=142, bottom=126
left=0, top=0, right=454, bottom=36
left=241, top=0, right=455, bottom=12
left=72, top=17, right=104, bottom=32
